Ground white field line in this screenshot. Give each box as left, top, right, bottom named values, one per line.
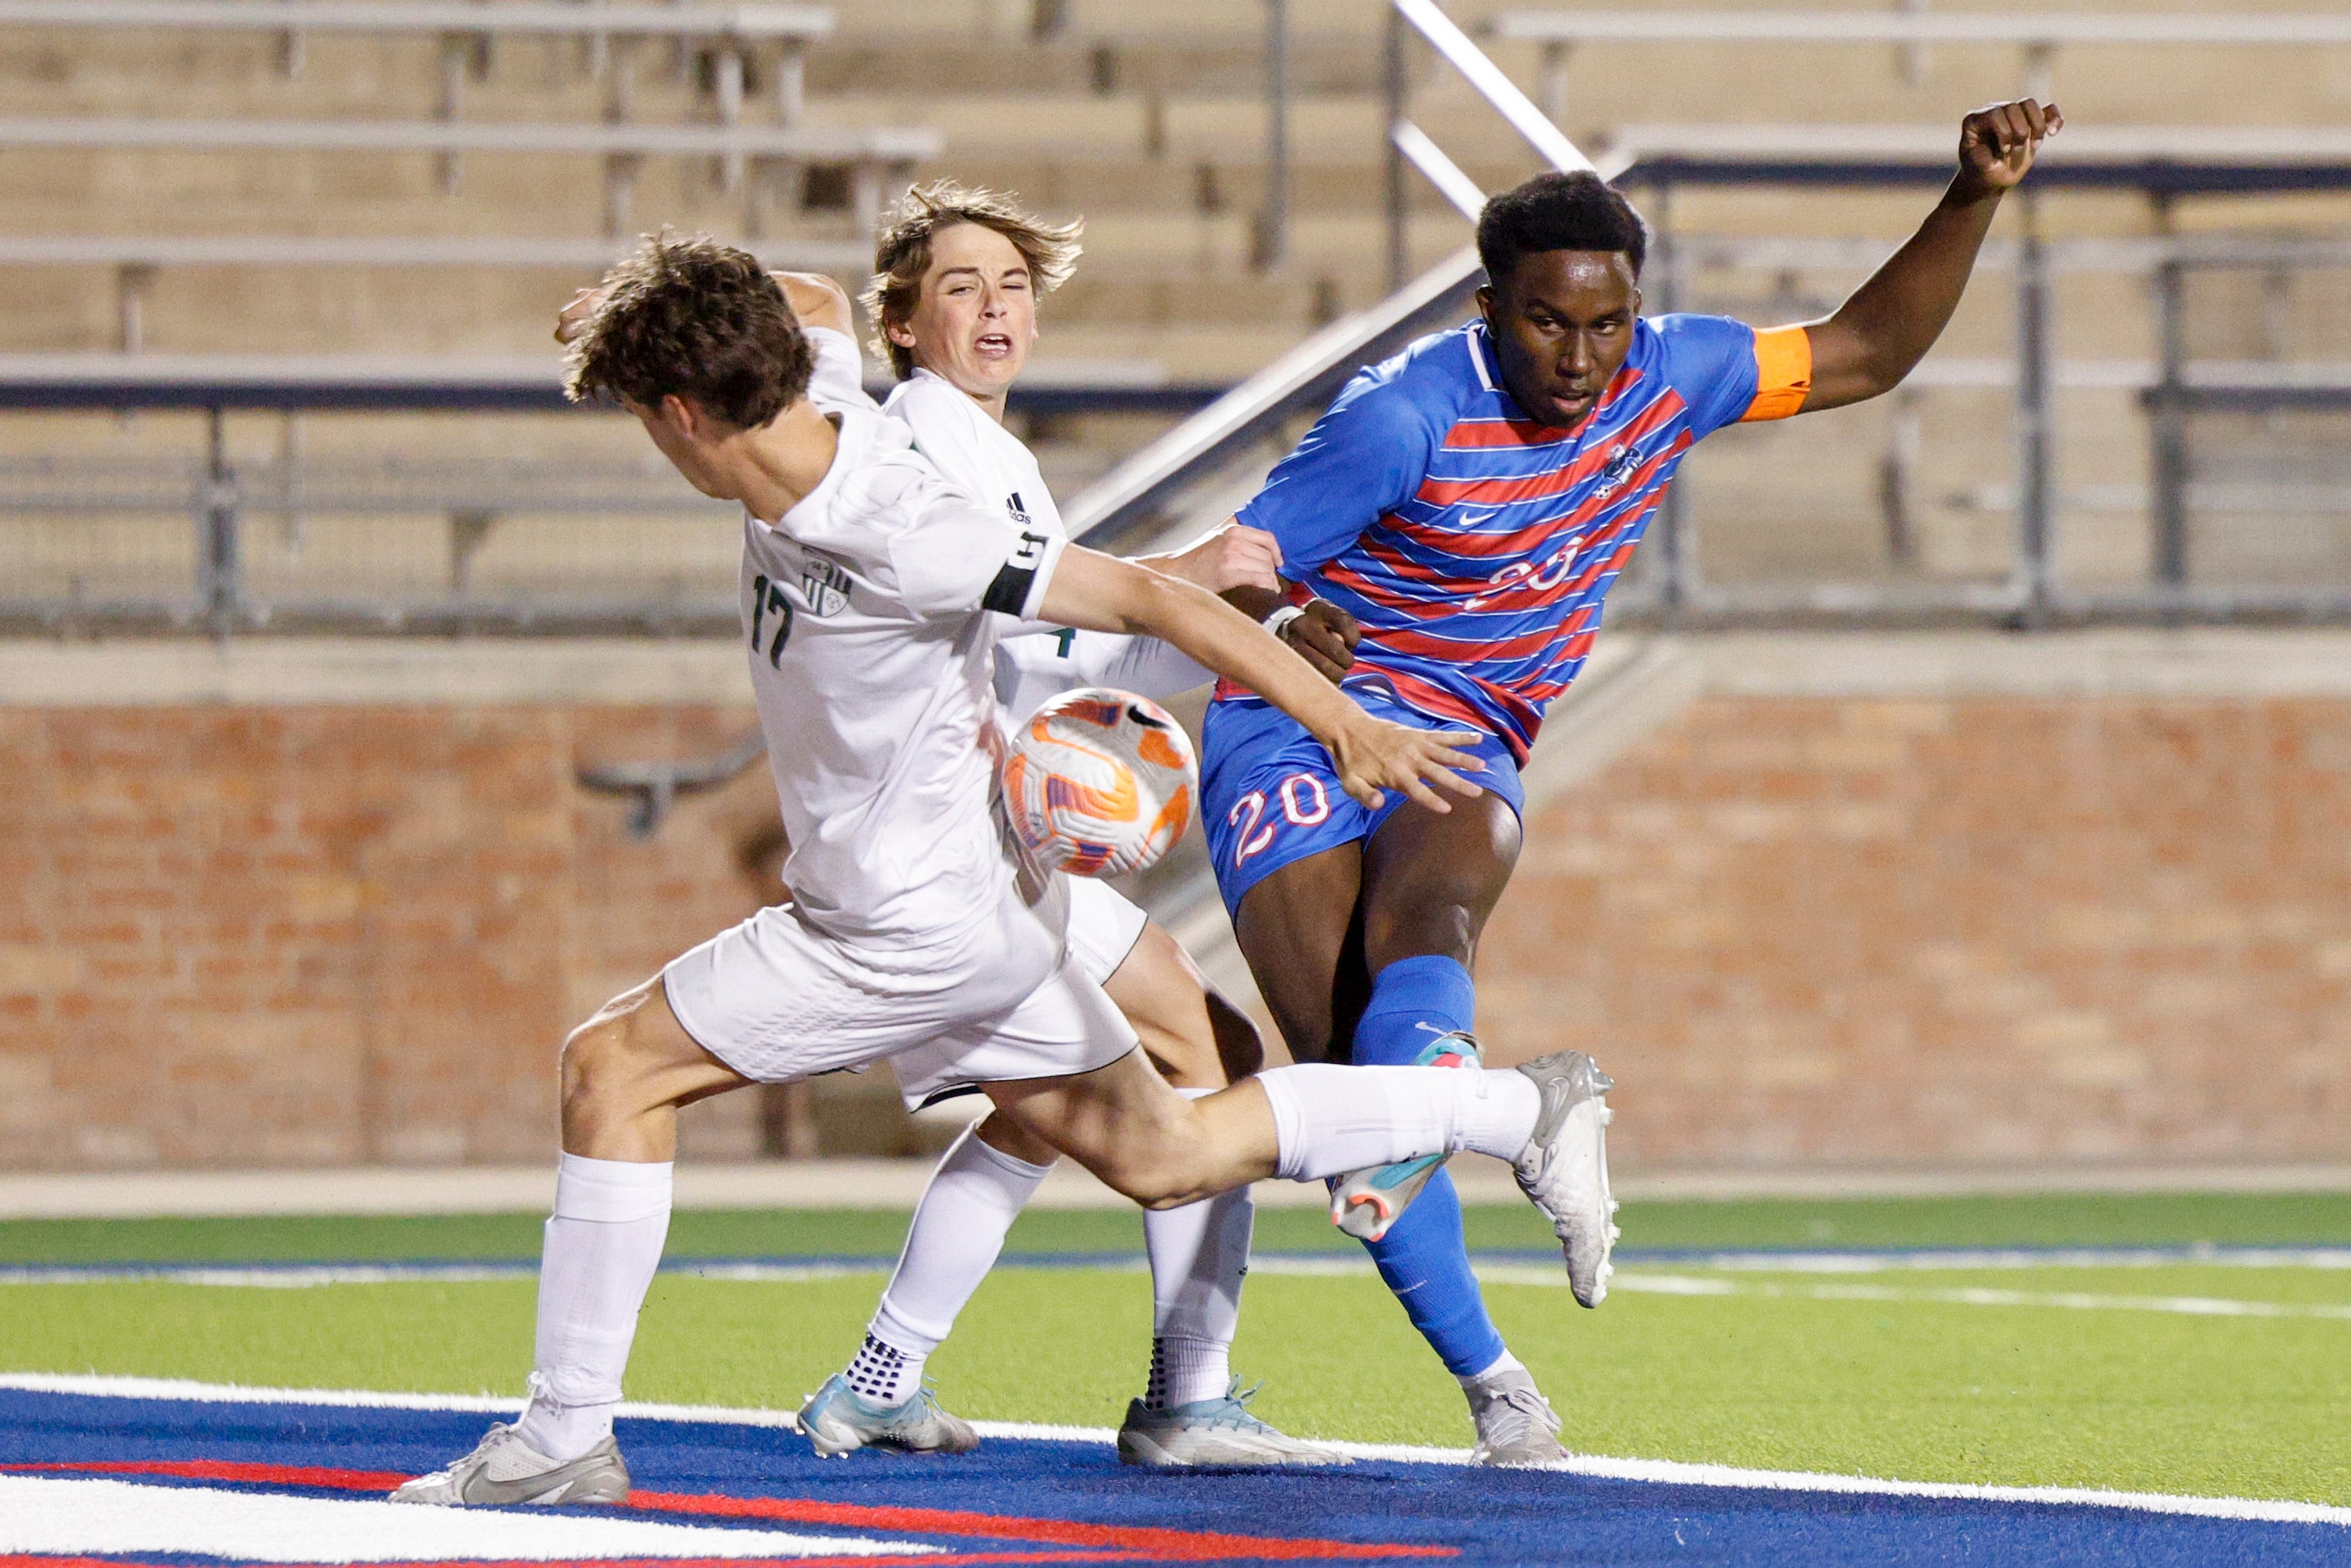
left=13, top=1246, right=2351, bottom=1289
left=1583, top=1271, right=2351, bottom=1321
left=11, top=1253, right=2351, bottom=1325
left=0, top=1260, right=889, bottom=1287
left=8, top=1372, right=2351, bottom=1532
left=0, top=1474, right=926, bottom=1561
left=1679, top=1247, right=2351, bottom=1272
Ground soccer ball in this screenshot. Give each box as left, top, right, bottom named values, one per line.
left=1002, top=687, right=1197, bottom=878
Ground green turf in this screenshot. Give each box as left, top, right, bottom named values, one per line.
left=8, top=1260, right=2351, bottom=1504
left=8, top=1191, right=2351, bottom=1264
left=13, top=1195, right=2351, bottom=1505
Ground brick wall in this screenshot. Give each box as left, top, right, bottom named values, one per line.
left=0, top=702, right=794, bottom=1169
left=1480, top=695, right=2351, bottom=1169
left=11, top=640, right=2351, bottom=1172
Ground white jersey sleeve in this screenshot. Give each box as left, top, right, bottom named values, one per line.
left=805, top=326, right=878, bottom=415
left=894, top=505, right=1065, bottom=624
left=1069, top=628, right=1212, bottom=700
left=993, top=627, right=1209, bottom=720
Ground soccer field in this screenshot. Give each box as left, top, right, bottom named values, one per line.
left=8, top=1192, right=2351, bottom=1510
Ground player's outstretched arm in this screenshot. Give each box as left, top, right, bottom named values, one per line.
left=1800, top=99, right=2064, bottom=412
left=1039, top=544, right=1483, bottom=812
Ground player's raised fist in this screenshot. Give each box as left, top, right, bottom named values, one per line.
left=1957, top=98, right=2063, bottom=196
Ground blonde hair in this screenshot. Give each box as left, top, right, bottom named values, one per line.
left=861, top=180, right=1083, bottom=380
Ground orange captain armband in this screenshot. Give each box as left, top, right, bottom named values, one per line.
left=1740, top=325, right=1813, bottom=422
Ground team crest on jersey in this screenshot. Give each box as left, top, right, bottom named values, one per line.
left=801, top=557, right=852, bottom=618
left=1592, top=442, right=1642, bottom=498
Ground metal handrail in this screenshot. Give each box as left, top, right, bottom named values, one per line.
left=0, top=236, right=872, bottom=270
left=0, top=3, right=834, bottom=39
left=1065, top=250, right=1485, bottom=547
left=1067, top=0, right=1601, bottom=551
left=0, top=116, right=936, bottom=159
left=1492, top=11, right=2351, bottom=46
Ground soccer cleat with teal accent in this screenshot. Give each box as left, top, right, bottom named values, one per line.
left=1116, top=1381, right=1352, bottom=1469
left=796, top=1373, right=979, bottom=1459
left=1327, top=1030, right=1483, bottom=1242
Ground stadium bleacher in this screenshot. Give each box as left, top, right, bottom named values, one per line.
left=0, top=1, right=2346, bottom=632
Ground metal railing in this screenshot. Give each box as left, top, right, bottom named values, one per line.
left=1076, top=15, right=2351, bottom=630
left=1071, top=0, right=1601, bottom=550
left=0, top=0, right=945, bottom=256
left=0, top=352, right=1236, bottom=635
left=0, top=3, right=835, bottom=118
left=1490, top=11, right=2351, bottom=124
left=0, top=117, right=938, bottom=241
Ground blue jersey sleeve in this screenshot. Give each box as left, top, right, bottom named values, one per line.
left=1235, top=372, right=1439, bottom=577
left=1648, top=313, right=1763, bottom=441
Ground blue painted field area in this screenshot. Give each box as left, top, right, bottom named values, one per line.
left=3, top=1383, right=2347, bottom=1566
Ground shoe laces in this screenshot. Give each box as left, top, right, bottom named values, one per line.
left=1193, top=1378, right=1277, bottom=1431
left=1483, top=1383, right=1562, bottom=1444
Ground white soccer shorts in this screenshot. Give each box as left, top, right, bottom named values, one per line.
left=661, top=874, right=1139, bottom=1109
left=1065, top=874, right=1150, bottom=986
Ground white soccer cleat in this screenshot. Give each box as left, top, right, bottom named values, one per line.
left=1509, top=1050, right=1619, bottom=1308
left=1116, top=1383, right=1352, bottom=1469
left=796, top=1374, right=979, bottom=1459
left=388, top=1423, right=630, bottom=1507
left=1464, top=1364, right=1567, bottom=1467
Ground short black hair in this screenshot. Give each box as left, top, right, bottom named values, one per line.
left=1476, top=171, right=1648, bottom=291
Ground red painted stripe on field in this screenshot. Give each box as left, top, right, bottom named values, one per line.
left=628, top=1490, right=1454, bottom=1560
left=1, top=1556, right=1100, bottom=1568
left=4, top=1458, right=412, bottom=1489
left=3, top=1459, right=1455, bottom=1562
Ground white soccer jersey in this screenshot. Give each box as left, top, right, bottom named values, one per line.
left=805, top=326, right=876, bottom=417
left=738, top=403, right=1064, bottom=949
left=882, top=368, right=1211, bottom=721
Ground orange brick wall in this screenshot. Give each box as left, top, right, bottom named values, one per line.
left=1480, top=696, right=2351, bottom=1170
left=0, top=704, right=781, bottom=1169
left=8, top=691, right=2351, bottom=1171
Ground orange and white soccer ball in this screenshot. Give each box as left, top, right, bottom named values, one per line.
left=1002, top=688, right=1197, bottom=878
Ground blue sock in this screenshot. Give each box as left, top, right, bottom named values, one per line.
left=1350, top=954, right=1508, bottom=1379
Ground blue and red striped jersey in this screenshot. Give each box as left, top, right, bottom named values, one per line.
left=1220, top=314, right=1809, bottom=761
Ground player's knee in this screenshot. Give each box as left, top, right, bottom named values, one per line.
left=559, top=999, right=657, bottom=1115
left=1121, top=1171, right=1206, bottom=1210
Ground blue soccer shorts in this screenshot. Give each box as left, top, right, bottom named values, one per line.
left=1200, top=684, right=1526, bottom=917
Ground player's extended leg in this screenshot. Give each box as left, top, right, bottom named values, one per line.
left=808, top=923, right=1334, bottom=1465
left=393, top=976, right=754, bottom=1505
left=982, top=1039, right=1607, bottom=1274
left=1349, top=794, right=1568, bottom=1465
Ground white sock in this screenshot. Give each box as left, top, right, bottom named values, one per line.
left=1141, top=1087, right=1249, bottom=1410
left=1256, top=1064, right=1542, bottom=1180
left=843, top=1331, right=926, bottom=1407
left=1460, top=1347, right=1526, bottom=1388
left=863, top=1122, right=1052, bottom=1391
left=515, top=1153, right=672, bottom=1462
left=1147, top=1335, right=1231, bottom=1411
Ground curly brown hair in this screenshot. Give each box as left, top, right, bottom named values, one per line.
left=860, top=180, right=1083, bottom=381
left=564, top=232, right=813, bottom=430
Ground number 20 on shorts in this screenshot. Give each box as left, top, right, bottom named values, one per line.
left=1226, top=772, right=1332, bottom=864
